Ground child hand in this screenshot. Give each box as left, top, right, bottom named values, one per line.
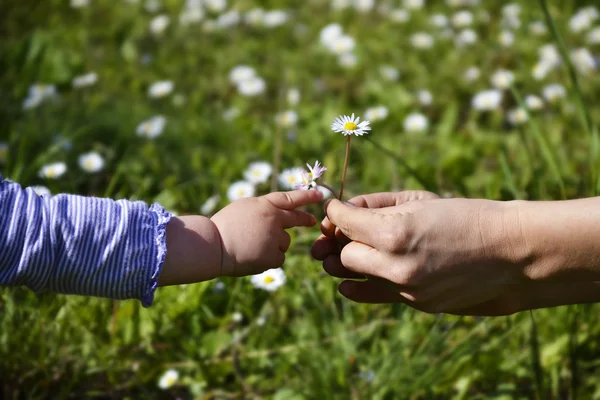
left=211, top=190, right=323, bottom=277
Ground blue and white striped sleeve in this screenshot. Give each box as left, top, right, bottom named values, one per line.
left=0, top=175, right=172, bottom=307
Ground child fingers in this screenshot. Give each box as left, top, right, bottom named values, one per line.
left=265, top=190, right=324, bottom=210
left=281, top=209, right=317, bottom=228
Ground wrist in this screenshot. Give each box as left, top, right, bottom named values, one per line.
left=159, top=216, right=223, bottom=285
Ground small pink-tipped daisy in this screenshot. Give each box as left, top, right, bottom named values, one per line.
left=331, top=113, right=371, bottom=136
left=295, top=160, right=327, bottom=190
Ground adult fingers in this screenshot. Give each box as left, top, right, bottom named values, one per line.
left=325, top=199, right=391, bottom=246
left=322, top=255, right=365, bottom=279
left=279, top=231, right=292, bottom=252
left=265, top=190, right=324, bottom=210
left=338, top=280, right=406, bottom=303
left=346, top=191, right=441, bottom=209
left=340, top=242, right=406, bottom=282
left=281, top=209, right=316, bottom=228
left=311, top=235, right=340, bottom=260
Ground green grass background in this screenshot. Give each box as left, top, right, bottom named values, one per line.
left=2, top=0, right=600, bottom=398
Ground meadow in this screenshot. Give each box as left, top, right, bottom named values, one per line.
left=2, top=0, right=600, bottom=398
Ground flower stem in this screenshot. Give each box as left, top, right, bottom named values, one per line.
left=339, top=135, right=352, bottom=200
left=319, top=182, right=339, bottom=199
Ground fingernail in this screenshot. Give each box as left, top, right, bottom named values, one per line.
left=343, top=201, right=355, bottom=207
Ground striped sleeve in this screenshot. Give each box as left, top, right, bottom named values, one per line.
left=0, top=176, right=171, bottom=307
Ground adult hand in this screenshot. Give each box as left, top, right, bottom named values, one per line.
left=314, top=192, right=529, bottom=314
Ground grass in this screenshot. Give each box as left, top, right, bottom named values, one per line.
left=2, top=0, right=600, bottom=398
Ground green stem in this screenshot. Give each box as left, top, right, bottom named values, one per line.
left=339, top=135, right=351, bottom=200
left=364, top=136, right=435, bottom=192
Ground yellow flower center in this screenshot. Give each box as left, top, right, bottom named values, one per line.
left=343, top=122, right=357, bottom=131
left=47, top=168, right=56, bottom=178
left=84, top=159, right=94, bottom=169
left=237, top=189, right=246, bottom=197
left=263, top=276, right=275, bottom=284
left=287, top=176, right=296, bottom=183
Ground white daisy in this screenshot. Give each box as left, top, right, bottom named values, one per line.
left=532, top=61, right=554, bottom=81
left=542, top=83, right=566, bottom=103
left=229, top=66, right=256, bottom=85
left=149, top=15, right=170, bottom=35
left=338, top=52, right=358, bottom=68
left=525, top=95, right=544, bottom=110
left=216, top=10, right=240, bottom=29
left=389, top=8, right=410, bottom=23
left=451, top=10, right=473, bottom=28
left=507, top=108, right=528, bottom=126
left=529, top=21, right=547, bottom=36
left=354, top=0, right=375, bottom=13
left=78, top=152, right=105, bottom=173
left=416, top=90, right=433, bottom=106
left=326, top=34, right=356, bottom=55
left=331, top=113, right=371, bottom=136
left=287, top=88, right=300, bottom=106
left=403, top=113, right=428, bottom=133
left=136, top=116, right=166, bottom=138
left=455, top=29, right=477, bottom=47
left=276, top=110, right=298, bottom=128
left=72, top=72, right=98, bottom=88
left=279, top=167, right=304, bottom=190
left=39, top=162, right=67, bottom=179
left=204, top=0, right=227, bottom=13
left=571, top=48, right=597, bottom=74
left=490, top=69, right=515, bottom=89
left=499, top=30, right=514, bottom=47
left=319, top=23, right=344, bottom=45
left=243, top=161, right=273, bottom=184
left=30, top=185, right=51, bottom=197
left=227, top=181, right=256, bottom=201
left=587, top=27, right=600, bottom=44
left=379, top=65, right=400, bottom=81
left=245, top=8, right=265, bottom=26
left=237, top=76, right=266, bottom=96
left=463, top=66, right=480, bottom=82
left=410, top=32, right=434, bottom=49
left=200, top=194, right=220, bottom=215
left=364, top=105, right=389, bottom=122
left=158, top=369, right=179, bottom=389
left=71, top=0, right=90, bottom=8
left=331, top=0, right=351, bottom=10
left=262, top=10, right=288, bottom=27
left=179, top=5, right=204, bottom=25
left=403, top=0, right=424, bottom=10
left=250, top=268, right=286, bottom=292
left=148, top=81, right=174, bottom=98
left=472, top=89, right=503, bottom=111
left=430, top=14, right=448, bottom=28
left=231, top=312, right=243, bottom=323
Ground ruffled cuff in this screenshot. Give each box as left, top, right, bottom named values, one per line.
left=141, top=203, right=172, bottom=307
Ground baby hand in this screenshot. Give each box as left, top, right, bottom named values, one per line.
left=211, top=190, right=323, bottom=277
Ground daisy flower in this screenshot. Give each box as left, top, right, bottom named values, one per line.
left=150, top=15, right=170, bottom=35
left=472, top=89, right=503, bottom=111
left=296, top=161, right=327, bottom=189
left=201, top=194, right=220, bottom=215
left=227, top=181, right=256, bottom=201
left=148, top=81, right=174, bottom=98
left=507, top=108, right=528, bottom=126
left=136, top=116, right=166, bottom=138
left=279, top=167, right=304, bottom=190
left=39, top=162, right=67, bottom=179
left=158, top=369, right=179, bottom=389
left=229, top=65, right=256, bottom=85
left=276, top=110, right=298, bottom=128
left=243, top=161, right=273, bottom=184
left=403, top=113, right=429, bottom=133
left=364, top=105, right=389, bottom=122
left=525, top=95, right=544, bottom=110
left=29, top=185, right=51, bottom=197
left=78, top=151, right=105, bottom=173
left=250, top=268, right=286, bottom=292
left=331, top=113, right=371, bottom=136
left=72, top=72, right=98, bottom=89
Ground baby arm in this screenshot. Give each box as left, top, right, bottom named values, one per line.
left=159, top=190, right=323, bottom=284
left=0, top=177, right=170, bottom=306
